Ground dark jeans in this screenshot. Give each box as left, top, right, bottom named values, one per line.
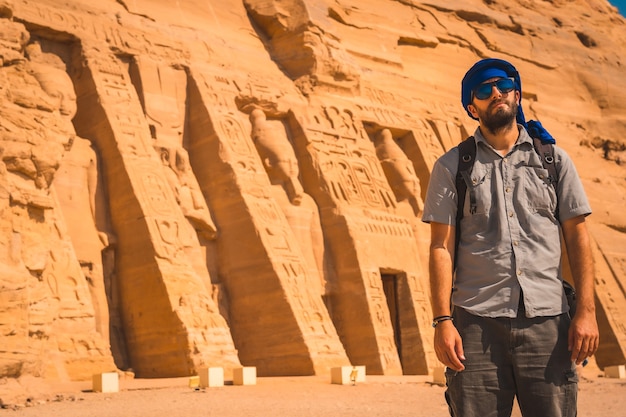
left=445, top=307, right=578, bottom=417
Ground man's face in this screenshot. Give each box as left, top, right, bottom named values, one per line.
left=468, top=77, right=520, bottom=134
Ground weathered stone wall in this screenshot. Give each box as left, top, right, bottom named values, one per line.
left=1, top=0, right=625, bottom=397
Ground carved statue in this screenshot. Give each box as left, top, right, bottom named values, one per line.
left=27, top=41, right=132, bottom=369
left=373, top=128, right=429, bottom=270
left=250, top=107, right=329, bottom=298
left=158, top=145, right=217, bottom=240
left=374, top=128, right=424, bottom=216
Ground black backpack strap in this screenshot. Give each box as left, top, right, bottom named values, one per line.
left=532, top=136, right=559, bottom=217
left=532, top=137, right=558, bottom=186
left=454, top=137, right=476, bottom=269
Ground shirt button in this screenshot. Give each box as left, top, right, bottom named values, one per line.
left=505, top=187, right=511, bottom=193
left=509, top=212, right=514, bottom=217
left=517, top=269, right=523, bottom=276
left=513, top=241, right=519, bottom=246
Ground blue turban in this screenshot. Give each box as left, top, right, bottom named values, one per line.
left=461, top=58, right=555, bottom=144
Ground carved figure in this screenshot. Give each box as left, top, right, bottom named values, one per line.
left=31, top=42, right=131, bottom=368
left=374, top=128, right=424, bottom=216
left=250, top=108, right=328, bottom=297
left=158, top=145, right=217, bottom=240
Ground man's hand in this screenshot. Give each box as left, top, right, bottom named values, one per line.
left=568, top=311, right=599, bottom=365
left=434, top=320, right=465, bottom=372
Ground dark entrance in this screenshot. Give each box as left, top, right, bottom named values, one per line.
left=381, top=273, right=402, bottom=367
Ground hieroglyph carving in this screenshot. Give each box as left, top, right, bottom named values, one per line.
left=301, top=106, right=396, bottom=210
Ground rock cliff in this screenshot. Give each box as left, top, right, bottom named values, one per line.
left=1, top=0, right=625, bottom=402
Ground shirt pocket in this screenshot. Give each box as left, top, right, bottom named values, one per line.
left=459, top=165, right=494, bottom=247
left=462, top=164, right=493, bottom=216
left=522, top=165, right=557, bottom=214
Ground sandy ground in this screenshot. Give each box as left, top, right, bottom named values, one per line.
left=2, top=361, right=625, bottom=417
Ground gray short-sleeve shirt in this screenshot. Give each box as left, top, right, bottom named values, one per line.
left=422, top=126, right=591, bottom=318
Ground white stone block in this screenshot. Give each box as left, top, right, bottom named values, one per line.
left=233, top=367, right=256, bottom=385
left=198, top=367, right=224, bottom=388
left=92, top=372, right=119, bottom=393
left=604, top=365, right=626, bottom=379
left=432, top=366, right=446, bottom=385
left=331, top=366, right=366, bottom=385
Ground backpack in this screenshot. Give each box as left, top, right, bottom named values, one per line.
left=453, top=135, right=577, bottom=312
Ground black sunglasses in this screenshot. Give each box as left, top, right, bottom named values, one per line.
left=473, top=78, right=516, bottom=100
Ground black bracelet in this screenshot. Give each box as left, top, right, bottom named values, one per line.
left=432, top=315, right=453, bottom=328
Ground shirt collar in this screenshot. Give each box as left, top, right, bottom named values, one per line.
left=472, top=124, right=533, bottom=150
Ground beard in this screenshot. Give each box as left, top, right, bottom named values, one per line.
left=480, top=99, right=518, bottom=135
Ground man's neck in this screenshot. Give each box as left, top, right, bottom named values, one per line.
left=479, top=123, right=519, bottom=156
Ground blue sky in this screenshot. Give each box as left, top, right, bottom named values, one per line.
left=610, top=0, right=626, bottom=15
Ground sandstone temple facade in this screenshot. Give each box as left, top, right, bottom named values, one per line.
left=1, top=0, right=625, bottom=398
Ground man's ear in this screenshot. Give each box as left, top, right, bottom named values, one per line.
left=467, top=104, right=479, bottom=119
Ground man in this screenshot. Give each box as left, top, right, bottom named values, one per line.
left=422, top=58, right=599, bottom=417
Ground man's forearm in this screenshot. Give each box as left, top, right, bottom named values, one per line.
left=429, top=222, right=456, bottom=317
left=562, top=215, right=599, bottom=362
left=562, top=216, right=596, bottom=316
left=430, top=246, right=454, bottom=317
